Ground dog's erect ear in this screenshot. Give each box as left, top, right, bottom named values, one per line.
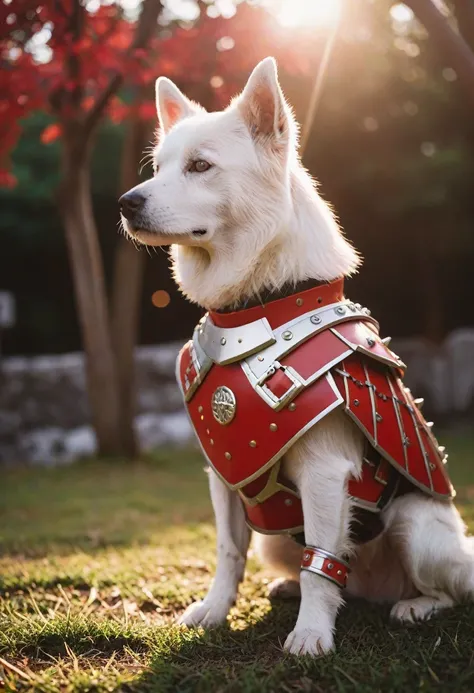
left=156, top=77, right=197, bottom=134
left=238, top=57, right=289, bottom=144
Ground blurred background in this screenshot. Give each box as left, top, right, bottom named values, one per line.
left=1, top=0, right=473, bottom=466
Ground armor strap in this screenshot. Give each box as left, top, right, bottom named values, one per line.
left=301, top=546, right=350, bottom=588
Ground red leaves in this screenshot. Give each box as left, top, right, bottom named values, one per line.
left=41, top=123, right=62, bottom=144
left=0, top=0, right=321, bottom=186
left=0, top=170, right=17, bottom=188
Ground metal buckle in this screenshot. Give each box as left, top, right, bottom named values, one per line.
left=255, top=360, right=307, bottom=411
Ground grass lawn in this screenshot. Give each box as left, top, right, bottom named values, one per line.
left=1, top=433, right=474, bottom=692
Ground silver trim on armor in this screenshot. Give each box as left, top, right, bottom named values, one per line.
left=386, top=374, right=409, bottom=473
left=331, top=326, right=406, bottom=370
left=242, top=348, right=353, bottom=411
left=197, top=315, right=276, bottom=365
left=301, top=546, right=350, bottom=588
left=182, top=331, right=213, bottom=402
left=363, top=362, right=378, bottom=446
left=397, top=382, right=434, bottom=492
left=244, top=301, right=378, bottom=381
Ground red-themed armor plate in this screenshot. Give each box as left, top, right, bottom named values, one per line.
left=178, top=338, right=343, bottom=489
left=333, top=355, right=453, bottom=499
left=176, top=279, right=454, bottom=536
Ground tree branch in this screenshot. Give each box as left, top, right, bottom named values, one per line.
left=83, top=0, right=163, bottom=139
left=452, top=0, right=474, bottom=51
left=404, top=0, right=474, bottom=111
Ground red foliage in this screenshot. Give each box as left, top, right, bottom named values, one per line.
left=1, top=0, right=321, bottom=184
left=41, top=123, right=62, bottom=143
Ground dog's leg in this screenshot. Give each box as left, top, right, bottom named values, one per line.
left=383, top=493, right=474, bottom=623
left=179, top=468, right=251, bottom=628
left=282, top=415, right=362, bottom=656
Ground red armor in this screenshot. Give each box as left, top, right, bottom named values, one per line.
left=177, top=279, right=453, bottom=537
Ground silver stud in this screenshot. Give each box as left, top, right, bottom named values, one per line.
left=335, top=306, right=346, bottom=315
left=438, top=446, right=446, bottom=454
left=206, top=428, right=210, bottom=435
left=288, top=403, right=297, bottom=411
left=225, top=451, right=231, bottom=460
left=200, top=415, right=204, bottom=421
left=284, top=498, right=293, bottom=506
left=382, top=336, right=392, bottom=346
left=429, top=462, right=436, bottom=470
left=249, top=440, right=257, bottom=448
left=269, top=423, right=278, bottom=432
left=210, top=439, right=214, bottom=446
left=337, top=570, right=343, bottom=576
left=403, top=435, right=411, bottom=447
left=220, top=337, right=226, bottom=345
left=414, top=398, right=424, bottom=408
left=355, top=303, right=362, bottom=310
left=282, top=330, right=293, bottom=341
left=310, top=315, right=322, bottom=325
left=353, top=399, right=360, bottom=406
left=366, top=337, right=375, bottom=347
left=258, top=355, right=264, bottom=362
left=427, top=422, right=434, bottom=428
left=363, top=307, right=371, bottom=316
left=348, top=303, right=357, bottom=312
left=327, top=563, right=334, bottom=570
left=198, top=406, right=203, bottom=413
left=296, top=298, right=304, bottom=307
left=303, top=552, right=311, bottom=561
left=376, top=413, right=383, bottom=422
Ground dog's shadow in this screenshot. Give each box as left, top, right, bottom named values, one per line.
left=128, top=594, right=474, bottom=692
left=129, top=593, right=453, bottom=692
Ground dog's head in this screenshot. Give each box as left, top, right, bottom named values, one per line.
left=120, top=57, right=359, bottom=309
left=119, top=57, right=295, bottom=251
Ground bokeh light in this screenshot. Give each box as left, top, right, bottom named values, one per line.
left=151, top=290, right=171, bottom=308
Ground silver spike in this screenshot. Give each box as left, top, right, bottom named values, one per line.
left=382, top=336, right=392, bottom=346
left=414, top=397, right=424, bottom=408
left=427, top=421, right=434, bottom=428
left=438, top=446, right=446, bottom=454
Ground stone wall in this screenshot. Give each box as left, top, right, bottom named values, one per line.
left=1, top=330, right=473, bottom=465
left=0, top=343, right=193, bottom=465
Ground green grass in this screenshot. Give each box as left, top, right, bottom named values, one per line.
left=1, top=436, right=474, bottom=692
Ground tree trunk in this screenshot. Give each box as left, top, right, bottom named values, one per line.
left=58, top=130, right=123, bottom=457
left=110, top=114, right=150, bottom=458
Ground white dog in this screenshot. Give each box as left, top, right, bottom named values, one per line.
left=120, top=58, right=474, bottom=656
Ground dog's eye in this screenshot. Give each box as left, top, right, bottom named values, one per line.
left=189, top=160, right=212, bottom=173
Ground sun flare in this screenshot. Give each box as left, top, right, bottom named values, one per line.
left=277, top=0, right=341, bottom=29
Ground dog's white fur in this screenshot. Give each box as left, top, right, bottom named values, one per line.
left=122, top=58, right=474, bottom=656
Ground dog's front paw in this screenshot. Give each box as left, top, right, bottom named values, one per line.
left=178, top=598, right=231, bottom=629
left=284, top=627, right=334, bottom=656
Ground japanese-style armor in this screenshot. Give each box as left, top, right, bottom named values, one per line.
left=176, top=279, right=453, bottom=543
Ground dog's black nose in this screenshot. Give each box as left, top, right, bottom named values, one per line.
left=119, top=190, right=145, bottom=220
